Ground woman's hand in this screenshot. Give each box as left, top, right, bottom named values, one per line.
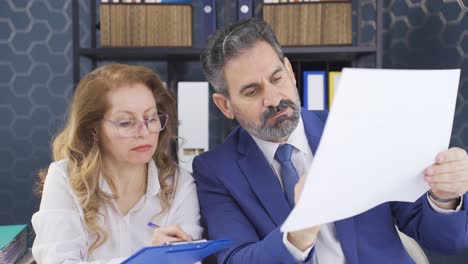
left=151, top=224, right=193, bottom=246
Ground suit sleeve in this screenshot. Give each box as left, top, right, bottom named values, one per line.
left=391, top=192, right=468, bottom=254
left=193, top=156, right=313, bottom=264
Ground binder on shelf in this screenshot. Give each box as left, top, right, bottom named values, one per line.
left=100, top=2, right=192, bottom=47
left=122, top=239, right=231, bottom=264
left=177, top=82, right=209, bottom=173
left=321, top=2, right=352, bottom=45
left=0, top=225, right=28, bottom=264
left=160, top=0, right=193, bottom=3
left=201, top=0, right=216, bottom=44
left=130, top=4, right=147, bottom=46
left=99, top=4, right=111, bottom=46
left=238, top=0, right=253, bottom=21
left=303, top=71, right=327, bottom=110
left=328, top=71, right=342, bottom=109
left=263, top=3, right=321, bottom=46
left=109, top=4, right=125, bottom=46
left=146, top=4, right=192, bottom=47
left=263, top=1, right=351, bottom=46
left=129, top=0, right=192, bottom=2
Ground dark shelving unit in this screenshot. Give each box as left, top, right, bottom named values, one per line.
left=72, top=0, right=383, bottom=88
left=284, top=46, right=377, bottom=61
left=79, top=47, right=203, bottom=61
left=79, top=45, right=376, bottom=61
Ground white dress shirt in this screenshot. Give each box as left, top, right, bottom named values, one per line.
left=32, top=159, right=203, bottom=264
left=250, top=116, right=463, bottom=263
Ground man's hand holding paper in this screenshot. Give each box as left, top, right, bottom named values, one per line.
left=425, top=147, right=468, bottom=210
left=286, top=175, right=321, bottom=251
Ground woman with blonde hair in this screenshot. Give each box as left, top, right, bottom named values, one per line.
left=32, top=64, right=203, bottom=263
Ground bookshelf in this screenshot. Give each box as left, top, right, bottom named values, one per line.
left=72, top=0, right=383, bottom=87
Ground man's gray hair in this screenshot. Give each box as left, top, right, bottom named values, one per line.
left=200, top=18, right=284, bottom=97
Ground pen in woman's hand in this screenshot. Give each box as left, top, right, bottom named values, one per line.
left=147, top=222, right=159, bottom=229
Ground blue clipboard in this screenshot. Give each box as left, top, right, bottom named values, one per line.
left=122, top=239, right=231, bottom=264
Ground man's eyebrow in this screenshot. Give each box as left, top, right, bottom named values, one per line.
left=270, top=66, right=283, bottom=78
left=239, top=66, right=284, bottom=94
left=239, top=82, right=259, bottom=94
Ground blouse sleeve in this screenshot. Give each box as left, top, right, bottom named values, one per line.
left=31, top=162, right=126, bottom=264
left=168, top=168, right=204, bottom=240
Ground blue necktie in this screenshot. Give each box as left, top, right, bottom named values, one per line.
left=275, top=144, right=300, bottom=207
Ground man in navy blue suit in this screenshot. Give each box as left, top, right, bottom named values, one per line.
left=193, top=18, right=468, bottom=263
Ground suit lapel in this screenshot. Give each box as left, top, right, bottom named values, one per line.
left=237, top=129, right=291, bottom=226
left=235, top=109, right=329, bottom=227
left=335, top=218, right=359, bottom=264
left=301, top=109, right=325, bottom=155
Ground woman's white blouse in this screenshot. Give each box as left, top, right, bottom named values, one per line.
left=32, top=159, right=203, bottom=264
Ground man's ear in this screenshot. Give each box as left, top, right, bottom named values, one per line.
left=213, top=93, right=235, bottom=119
left=283, top=57, right=297, bottom=85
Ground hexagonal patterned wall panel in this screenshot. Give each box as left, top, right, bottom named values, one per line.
left=382, top=2, right=468, bottom=263
left=383, top=0, right=468, bottom=156
left=0, top=0, right=75, bottom=227
left=0, top=0, right=467, bottom=263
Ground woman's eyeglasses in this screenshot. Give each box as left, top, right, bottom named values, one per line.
left=104, top=113, right=168, bottom=138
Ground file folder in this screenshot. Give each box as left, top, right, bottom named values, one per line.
left=201, top=0, right=216, bottom=44
left=328, top=71, right=342, bottom=109
left=303, top=71, right=327, bottom=110
left=0, top=225, right=28, bottom=264
left=238, top=0, right=252, bottom=20
left=177, top=82, right=210, bottom=173
left=122, top=239, right=231, bottom=264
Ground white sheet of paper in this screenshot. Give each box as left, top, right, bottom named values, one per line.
left=281, top=68, right=460, bottom=232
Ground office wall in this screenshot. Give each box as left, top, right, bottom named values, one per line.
left=381, top=1, right=468, bottom=261
left=0, top=0, right=467, bottom=262
left=0, top=0, right=74, bottom=228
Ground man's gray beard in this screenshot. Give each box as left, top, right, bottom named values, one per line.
left=234, top=99, right=301, bottom=141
